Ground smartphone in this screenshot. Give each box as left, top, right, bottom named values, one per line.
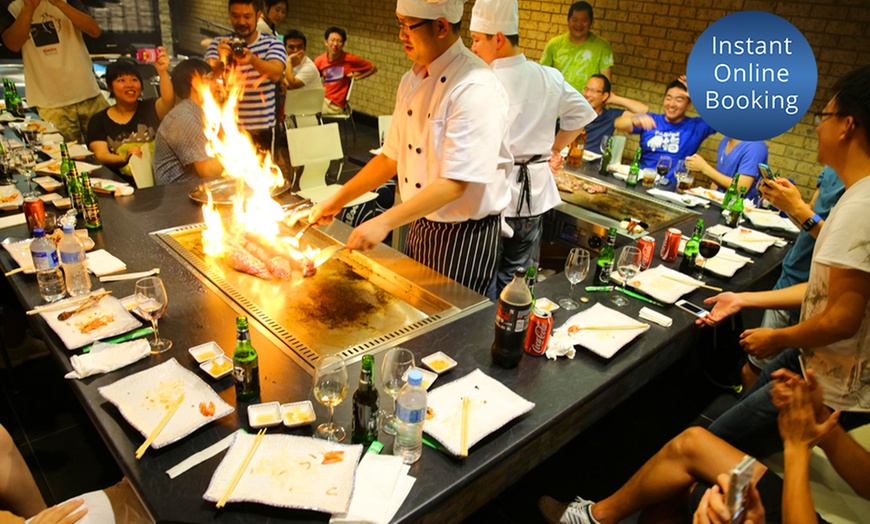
left=726, top=455, right=756, bottom=523
left=757, top=163, right=777, bottom=181
left=675, top=299, right=708, bottom=318
left=135, top=48, right=160, bottom=63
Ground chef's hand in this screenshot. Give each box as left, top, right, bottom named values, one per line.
left=685, top=154, right=710, bottom=175
left=548, top=150, right=564, bottom=174
left=758, top=178, right=804, bottom=216
left=739, top=327, right=781, bottom=359
left=629, top=114, right=656, bottom=130
left=28, top=498, right=87, bottom=524
left=696, top=292, right=744, bottom=327
left=347, top=217, right=390, bottom=251
left=307, top=202, right=336, bottom=226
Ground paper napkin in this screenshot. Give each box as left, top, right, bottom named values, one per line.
left=639, top=307, right=673, bottom=327
left=330, top=453, right=415, bottom=524
left=65, top=339, right=150, bottom=379
left=86, top=249, right=127, bottom=276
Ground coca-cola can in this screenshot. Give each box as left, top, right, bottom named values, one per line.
left=638, top=236, right=656, bottom=270
left=660, top=228, right=682, bottom=262
left=23, top=196, right=45, bottom=233
left=524, top=308, right=553, bottom=357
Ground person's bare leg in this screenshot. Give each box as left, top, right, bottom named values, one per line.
left=0, top=424, right=46, bottom=518
left=590, top=427, right=766, bottom=524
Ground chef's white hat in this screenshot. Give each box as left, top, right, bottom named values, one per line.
left=396, top=0, right=467, bottom=24
left=470, top=0, right=518, bottom=35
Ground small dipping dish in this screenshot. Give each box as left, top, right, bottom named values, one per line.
left=421, top=351, right=457, bottom=374
left=189, top=341, right=224, bottom=363
left=248, top=402, right=282, bottom=429
left=200, top=354, right=233, bottom=380
left=280, top=401, right=316, bottom=428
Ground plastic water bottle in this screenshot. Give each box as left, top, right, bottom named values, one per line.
left=58, top=224, right=91, bottom=296
left=394, top=369, right=427, bottom=464
left=30, top=228, right=65, bottom=303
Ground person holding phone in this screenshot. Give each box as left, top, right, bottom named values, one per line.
left=685, top=137, right=768, bottom=201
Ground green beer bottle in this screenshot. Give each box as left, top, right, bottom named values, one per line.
left=525, top=266, right=537, bottom=309
left=721, top=174, right=740, bottom=211
left=351, top=354, right=379, bottom=445
left=233, top=316, right=260, bottom=401
left=594, top=227, right=618, bottom=284
left=679, top=219, right=704, bottom=274
left=727, top=187, right=747, bottom=228
left=599, top=137, right=613, bottom=176
left=59, top=143, right=72, bottom=195
left=626, top=147, right=641, bottom=186
left=79, top=170, right=102, bottom=229
left=67, top=161, right=84, bottom=214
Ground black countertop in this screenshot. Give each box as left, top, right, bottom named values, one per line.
left=0, top=161, right=793, bottom=523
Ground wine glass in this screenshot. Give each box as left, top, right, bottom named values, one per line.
left=134, top=276, right=172, bottom=354
left=379, top=348, right=415, bottom=435
left=695, top=231, right=723, bottom=281
left=558, top=248, right=590, bottom=310
left=599, top=135, right=611, bottom=154
left=612, top=246, right=641, bottom=307
left=656, top=156, right=672, bottom=183
left=313, top=355, right=348, bottom=442
left=18, top=149, right=37, bottom=197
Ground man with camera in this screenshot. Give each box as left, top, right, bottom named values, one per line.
left=206, top=0, right=286, bottom=154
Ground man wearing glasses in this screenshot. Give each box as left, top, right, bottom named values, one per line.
left=581, top=74, right=649, bottom=154
left=308, top=0, right=512, bottom=296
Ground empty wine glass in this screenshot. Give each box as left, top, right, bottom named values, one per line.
left=558, top=248, right=590, bottom=310
left=313, top=355, right=348, bottom=442
left=379, top=348, right=415, bottom=435
left=612, top=246, right=641, bottom=307
left=695, top=231, right=723, bottom=281
left=17, top=149, right=37, bottom=197
left=134, top=276, right=171, bottom=354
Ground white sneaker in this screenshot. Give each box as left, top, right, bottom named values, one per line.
left=560, top=497, right=600, bottom=524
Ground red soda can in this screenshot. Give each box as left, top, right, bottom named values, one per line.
left=638, top=236, right=656, bottom=270
left=660, top=228, right=682, bottom=262
left=23, top=196, right=45, bottom=233
left=524, top=308, right=553, bottom=356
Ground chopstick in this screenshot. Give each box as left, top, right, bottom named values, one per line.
left=738, top=237, right=783, bottom=243
left=216, top=428, right=267, bottom=508
left=460, top=397, right=470, bottom=458
left=571, top=324, right=649, bottom=331
left=661, top=274, right=723, bottom=292
left=4, top=265, right=32, bottom=276
left=26, top=290, right=112, bottom=315
left=716, top=255, right=755, bottom=264
left=745, top=208, right=779, bottom=215
left=136, top=393, right=185, bottom=460
left=100, top=268, right=160, bottom=282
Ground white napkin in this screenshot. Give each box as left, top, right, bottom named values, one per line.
left=330, top=454, right=415, bottom=524
left=647, top=188, right=705, bottom=207
left=639, top=307, right=672, bottom=327
left=545, top=330, right=576, bottom=360
left=65, top=339, right=150, bottom=379
left=0, top=213, right=25, bottom=229
left=86, top=249, right=127, bottom=276
left=41, top=132, right=64, bottom=144
left=167, top=432, right=237, bottom=479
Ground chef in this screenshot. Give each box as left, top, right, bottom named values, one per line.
left=469, top=0, right=595, bottom=298
left=309, top=0, right=512, bottom=296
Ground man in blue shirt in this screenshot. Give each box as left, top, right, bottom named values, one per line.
left=581, top=73, right=648, bottom=154
left=685, top=137, right=768, bottom=201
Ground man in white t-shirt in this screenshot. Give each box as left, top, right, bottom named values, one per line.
left=282, top=29, right=321, bottom=91
left=696, top=64, right=870, bottom=459
left=0, top=0, right=109, bottom=143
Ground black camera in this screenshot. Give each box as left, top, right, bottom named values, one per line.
left=230, top=37, right=247, bottom=58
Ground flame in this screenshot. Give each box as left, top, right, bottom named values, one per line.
left=194, top=67, right=321, bottom=273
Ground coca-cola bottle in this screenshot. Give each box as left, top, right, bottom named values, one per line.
left=491, top=267, right=532, bottom=368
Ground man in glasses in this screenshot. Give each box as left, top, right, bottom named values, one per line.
left=581, top=74, right=649, bottom=156
left=309, top=0, right=512, bottom=296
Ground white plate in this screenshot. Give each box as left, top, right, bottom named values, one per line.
left=686, top=187, right=725, bottom=205
left=555, top=302, right=650, bottom=359
left=35, top=159, right=101, bottom=175
left=32, top=176, right=62, bottom=191
left=402, top=366, right=437, bottom=390
left=10, top=121, right=56, bottom=134
left=421, top=351, right=457, bottom=374
left=701, top=246, right=751, bottom=278
left=53, top=197, right=71, bottom=210
left=743, top=209, right=799, bottom=232
left=0, top=185, right=23, bottom=210
left=647, top=188, right=706, bottom=207
left=582, top=150, right=602, bottom=161
left=628, top=264, right=698, bottom=304
left=203, top=433, right=362, bottom=514
left=37, top=143, right=91, bottom=160
left=281, top=401, right=315, bottom=428
left=248, top=402, right=282, bottom=428
left=90, top=177, right=132, bottom=194
left=189, top=341, right=224, bottom=363
left=200, top=354, right=233, bottom=380
left=2, top=237, right=34, bottom=273
left=40, top=293, right=141, bottom=350
left=39, top=192, right=62, bottom=203
left=722, top=226, right=779, bottom=254
left=423, top=369, right=535, bottom=457
left=99, top=358, right=234, bottom=449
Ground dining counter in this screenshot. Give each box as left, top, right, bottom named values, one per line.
left=0, top=158, right=794, bottom=523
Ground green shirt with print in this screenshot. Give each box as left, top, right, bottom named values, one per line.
left=540, top=32, right=614, bottom=93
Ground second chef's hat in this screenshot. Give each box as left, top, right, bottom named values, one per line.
left=396, top=0, right=467, bottom=24
left=470, top=0, right=518, bottom=35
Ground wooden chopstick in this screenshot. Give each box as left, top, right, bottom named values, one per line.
left=4, top=265, right=31, bottom=276
left=26, top=290, right=112, bottom=315
left=661, top=274, right=723, bottom=292
left=571, top=324, right=650, bottom=331
left=716, top=255, right=755, bottom=264
left=217, top=428, right=266, bottom=508
left=737, top=236, right=783, bottom=242
left=460, top=397, right=470, bottom=458
left=136, top=393, right=185, bottom=459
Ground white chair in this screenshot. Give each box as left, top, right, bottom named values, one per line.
left=286, top=123, right=376, bottom=207
left=284, top=87, right=325, bottom=129
left=377, top=114, right=392, bottom=149
left=321, top=77, right=356, bottom=148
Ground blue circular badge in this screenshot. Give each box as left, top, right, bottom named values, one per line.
left=687, top=11, right=816, bottom=141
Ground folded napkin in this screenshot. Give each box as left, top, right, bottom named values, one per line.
left=545, top=330, right=577, bottom=360
left=330, top=453, right=415, bottom=524
left=639, top=307, right=672, bottom=327
left=86, top=249, right=127, bottom=276
left=647, top=188, right=705, bottom=207
left=41, top=132, right=64, bottom=144
left=0, top=213, right=25, bottom=229
left=65, top=339, right=150, bottom=379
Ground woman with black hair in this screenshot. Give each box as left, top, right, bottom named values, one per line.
left=257, top=0, right=288, bottom=37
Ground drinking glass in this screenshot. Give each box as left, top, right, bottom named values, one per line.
left=695, top=231, right=723, bottom=281
left=612, top=246, right=641, bottom=307
left=379, top=348, right=415, bottom=435
left=313, top=355, right=348, bottom=442
left=656, top=156, right=672, bottom=182
left=135, top=276, right=172, bottom=354
left=17, top=149, right=37, bottom=197
left=558, top=247, right=590, bottom=310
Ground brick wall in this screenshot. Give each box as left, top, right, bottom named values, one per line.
left=175, top=0, right=870, bottom=199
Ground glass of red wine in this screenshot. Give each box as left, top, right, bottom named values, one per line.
left=695, top=231, right=723, bottom=281
left=656, top=156, right=672, bottom=186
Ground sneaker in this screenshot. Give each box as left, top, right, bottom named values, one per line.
left=539, top=496, right=600, bottom=524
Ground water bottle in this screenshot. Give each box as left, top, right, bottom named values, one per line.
left=30, top=228, right=66, bottom=303
left=58, top=224, right=91, bottom=296
left=394, top=369, right=427, bottom=464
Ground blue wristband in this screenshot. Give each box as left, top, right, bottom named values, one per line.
left=801, top=213, right=822, bottom=232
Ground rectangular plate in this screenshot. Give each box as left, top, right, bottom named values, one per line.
left=99, top=358, right=234, bottom=449
left=35, top=159, right=101, bottom=175
left=702, top=246, right=751, bottom=278
left=421, top=351, right=457, bottom=374
left=0, top=185, right=23, bottom=210
left=722, top=226, right=779, bottom=254
left=40, top=293, right=142, bottom=350
left=743, top=209, right=799, bottom=232
left=281, top=401, right=315, bottom=428
left=248, top=402, right=282, bottom=428
left=199, top=354, right=233, bottom=380
left=33, top=176, right=62, bottom=191
left=555, top=302, right=650, bottom=359
left=628, top=264, right=699, bottom=304
left=2, top=237, right=34, bottom=273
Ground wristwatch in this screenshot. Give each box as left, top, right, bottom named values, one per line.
left=801, top=213, right=822, bottom=232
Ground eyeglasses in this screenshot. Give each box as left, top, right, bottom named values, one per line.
left=583, top=87, right=604, bottom=94
left=397, top=19, right=430, bottom=33
left=813, top=111, right=840, bottom=125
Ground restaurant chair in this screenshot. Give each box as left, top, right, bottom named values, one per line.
left=284, top=87, right=325, bottom=129
left=321, top=77, right=356, bottom=149
left=286, top=123, right=377, bottom=207
left=376, top=114, right=392, bottom=150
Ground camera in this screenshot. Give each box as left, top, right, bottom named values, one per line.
left=230, top=37, right=247, bottom=58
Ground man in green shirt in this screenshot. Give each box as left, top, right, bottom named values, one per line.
left=540, top=1, right=613, bottom=94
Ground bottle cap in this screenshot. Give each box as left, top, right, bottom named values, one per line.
left=62, top=224, right=74, bottom=234
left=407, top=369, right=423, bottom=386
left=32, top=227, right=45, bottom=237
